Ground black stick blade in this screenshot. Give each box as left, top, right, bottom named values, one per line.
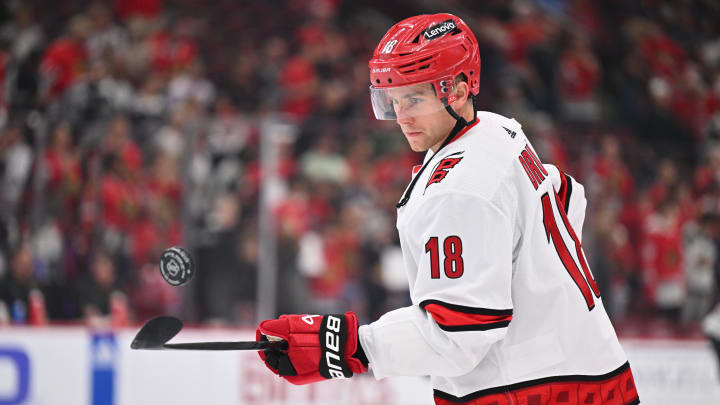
left=131, top=316, right=184, bottom=349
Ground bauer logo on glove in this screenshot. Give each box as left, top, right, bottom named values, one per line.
left=320, top=315, right=349, bottom=379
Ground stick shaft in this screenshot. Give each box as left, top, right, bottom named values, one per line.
left=161, top=340, right=288, bottom=351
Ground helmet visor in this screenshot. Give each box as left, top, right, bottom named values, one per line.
left=369, top=82, right=452, bottom=120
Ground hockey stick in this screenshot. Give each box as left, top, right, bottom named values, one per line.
left=130, top=316, right=288, bottom=351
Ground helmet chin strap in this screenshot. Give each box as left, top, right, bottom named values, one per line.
left=396, top=97, right=477, bottom=208
left=439, top=94, right=478, bottom=149
left=444, top=104, right=468, bottom=126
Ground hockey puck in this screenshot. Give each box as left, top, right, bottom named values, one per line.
left=160, top=246, right=195, bottom=286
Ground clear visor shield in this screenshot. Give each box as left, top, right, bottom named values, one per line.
left=369, top=82, right=453, bottom=120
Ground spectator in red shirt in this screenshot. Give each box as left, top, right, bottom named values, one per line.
left=98, top=116, right=142, bottom=233
left=504, top=2, right=552, bottom=65
left=148, top=17, right=197, bottom=76
left=638, top=23, right=686, bottom=80
left=129, top=153, right=182, bottom=269
left=99, top=153, right=141, bottom=232
left=558, top=32, right=601, bottom=122
left=304, top=204, right=362, bottom=309
left=669, top=65, right=710, bottom=138
left=648, top=159, right=678, bottom=206
left=129, top=261, right=180, bottom=320
left=43, top=122, right=82, bottom=228
left=280, top=55, right=317, bottom=120
left=275, top=181, right=313, bottom=239
left=39, top=15, right=90, bottom=102
left=590, top=135, right=635, bottom=201
left=128, top=201, right=181, bottom=272
left=104, top=115, right=142, bottom=172
left=640, top=198, right=687, bottom=320
left=145, top=153, right=181, bottom=204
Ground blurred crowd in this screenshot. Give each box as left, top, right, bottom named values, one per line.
left=1, top=0, right=720, bottom=336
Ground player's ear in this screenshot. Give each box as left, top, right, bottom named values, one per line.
left=451, top=80, right=470, bottom=109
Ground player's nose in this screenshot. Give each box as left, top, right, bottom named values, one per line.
left=396, top=113, right=414, bottom=126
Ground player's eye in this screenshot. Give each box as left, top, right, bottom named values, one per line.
left=409, top=97, right=422, bottom=105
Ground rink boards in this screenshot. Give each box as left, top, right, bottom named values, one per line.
left=0, top=326, right=718, bottom=405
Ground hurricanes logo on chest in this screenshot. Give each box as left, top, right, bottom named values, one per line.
left=425, top=153, right=463, bottom=191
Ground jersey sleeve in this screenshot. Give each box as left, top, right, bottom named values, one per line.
left=544, top=164, right=588, bottom=241
left=358, top=192, right=514, bottom=379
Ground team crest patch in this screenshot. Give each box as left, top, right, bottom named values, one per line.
left=425, top=152, right=463, bottom=190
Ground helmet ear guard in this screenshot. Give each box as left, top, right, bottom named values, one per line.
left=442, top=74, right=475, bottom=106
left=434, top=75, right=456, bottom=105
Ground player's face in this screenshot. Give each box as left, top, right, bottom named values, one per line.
left=387, top=83, right=457, bottom=153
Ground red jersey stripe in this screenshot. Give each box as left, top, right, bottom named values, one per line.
left=420, top=300, right=513, bottom=331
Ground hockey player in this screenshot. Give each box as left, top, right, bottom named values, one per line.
left=256, top=13, right=640, bottom=405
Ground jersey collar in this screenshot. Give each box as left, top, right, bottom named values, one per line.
left=445, top=116, right=480, bottom=146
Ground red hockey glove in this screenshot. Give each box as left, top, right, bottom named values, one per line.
left=256, top=312, right=369, bottom=385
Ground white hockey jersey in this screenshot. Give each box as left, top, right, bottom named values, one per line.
left=358, top=111, right=640, bottom=404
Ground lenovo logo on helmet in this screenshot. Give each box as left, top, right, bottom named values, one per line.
left=423, top=19, right=456, bottom=41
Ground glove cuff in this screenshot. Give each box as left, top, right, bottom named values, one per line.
left=343, top=311, right=368, bottom=374
left=352, top=339, right=369, bottom=370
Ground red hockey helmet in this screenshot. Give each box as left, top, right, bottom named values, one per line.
left=368, top=13, right=480, bottom=120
